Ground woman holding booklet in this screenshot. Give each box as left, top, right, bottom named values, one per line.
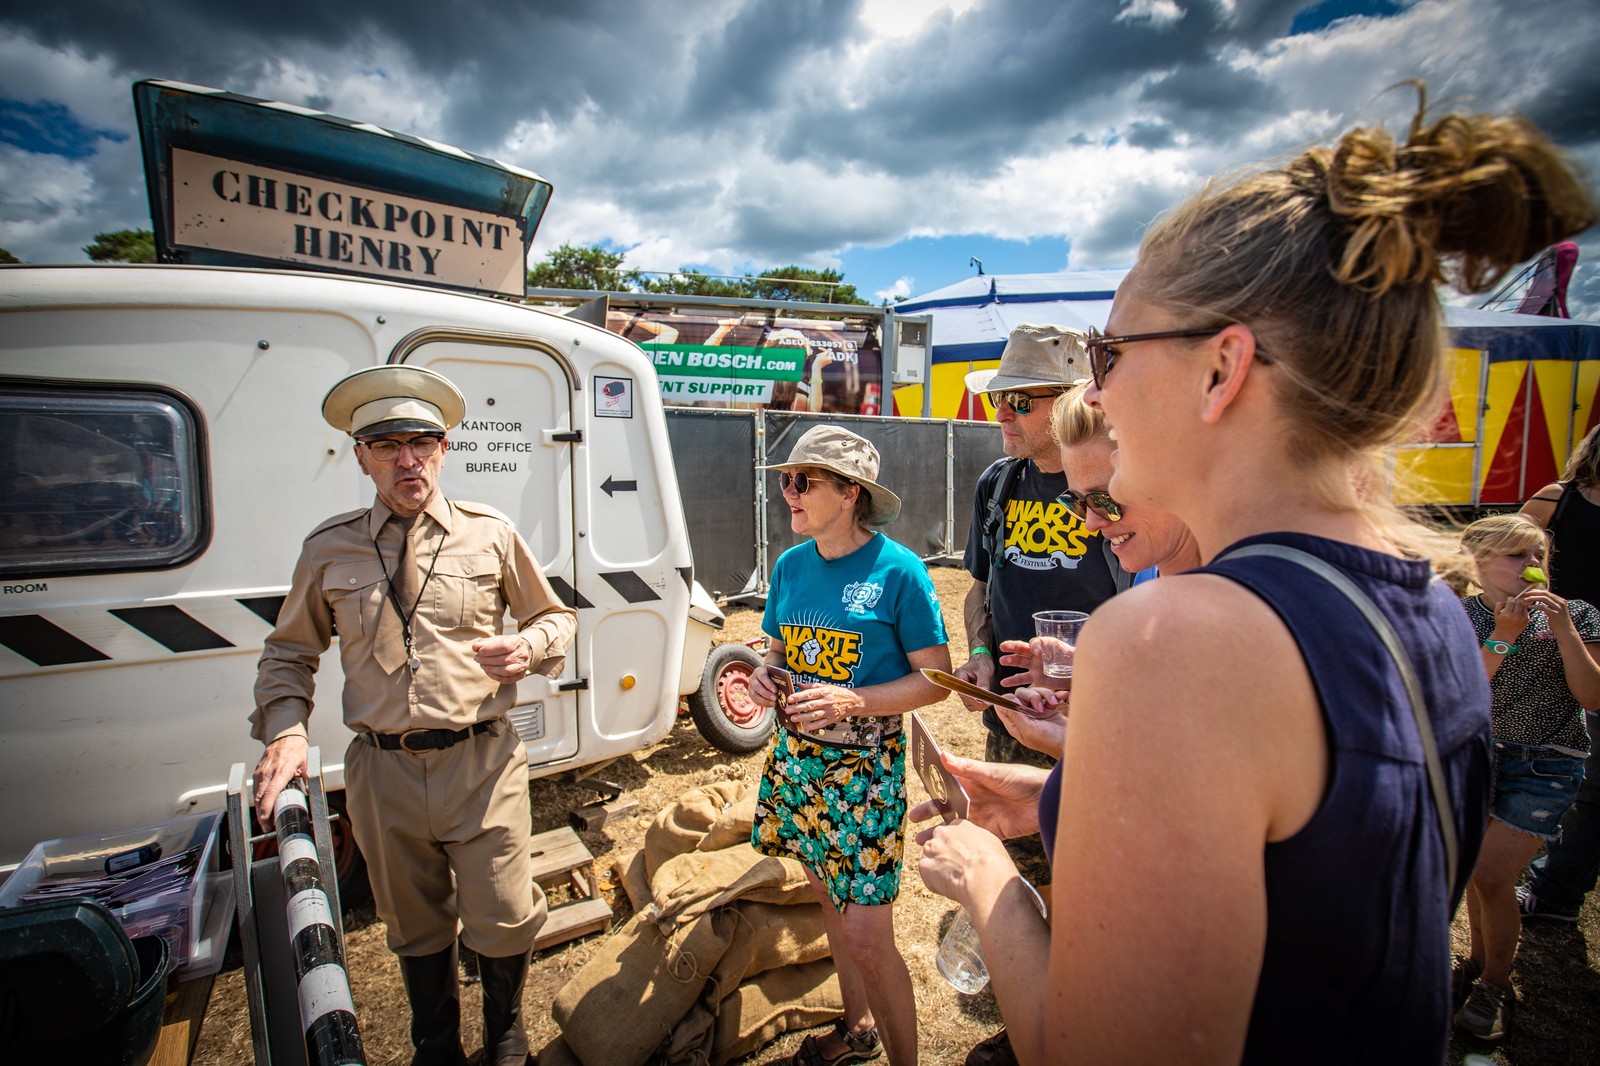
left=746, top=424, right=950, bottom=1066
left=917, top=91, right=1595, bottom=1063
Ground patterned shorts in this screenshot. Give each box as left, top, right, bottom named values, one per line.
left=751, top=729, right=907, bottom=910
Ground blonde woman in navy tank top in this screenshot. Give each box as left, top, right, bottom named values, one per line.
left=917, top=92, right=1595, bottom=1064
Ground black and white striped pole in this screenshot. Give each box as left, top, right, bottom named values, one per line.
left=275, top=780, right=366, bottom=1065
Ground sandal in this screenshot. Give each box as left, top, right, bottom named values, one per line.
left=791, top=1018, right=883, bottom=1065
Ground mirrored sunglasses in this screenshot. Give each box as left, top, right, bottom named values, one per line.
left=1057, top=489, right=1123, bottom=522
left=360, top=435, right=444, bottom=461
left=992, top=389, right=1062, bottom=415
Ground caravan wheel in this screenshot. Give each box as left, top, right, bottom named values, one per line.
left=689, top=643, right=775, bottom=754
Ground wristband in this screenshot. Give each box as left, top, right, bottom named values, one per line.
left=1482, top=638, right=1519, bottom=656
left=970, top=646, right=992, bottom=658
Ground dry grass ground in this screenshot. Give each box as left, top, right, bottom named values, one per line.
left=191, top=565, right=1599, bottom=1065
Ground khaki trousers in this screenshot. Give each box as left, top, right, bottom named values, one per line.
left=345, top=720, right=547, bottom=957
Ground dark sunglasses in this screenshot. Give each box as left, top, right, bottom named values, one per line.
left=991, top=389, right=1063, bottom=415
left=778, top=470, right=853, bottom=494
left=1057, top=489, right=1123, bottom=523
left=1085, top=325, right=1274, bottom=388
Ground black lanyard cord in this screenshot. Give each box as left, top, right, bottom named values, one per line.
left=372, top=501, right=449, bottom=654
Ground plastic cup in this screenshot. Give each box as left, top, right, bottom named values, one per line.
left=1032, top=610, right=1089, bottom=679
left=935, top=909, right=989, bottom=993
left=935, top=881, right=1048, bottom=995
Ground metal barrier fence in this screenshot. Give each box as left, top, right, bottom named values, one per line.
left=665, top=409, right=1003, bottom=599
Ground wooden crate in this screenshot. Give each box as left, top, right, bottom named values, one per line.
left=529, top=826, right=613, bottom=951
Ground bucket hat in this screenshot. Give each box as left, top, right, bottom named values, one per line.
left=321, top=365, right=467, bottom=438
left=757, top=424, right=901, bottom=525
left=964, top=323, right=1090, bottom=395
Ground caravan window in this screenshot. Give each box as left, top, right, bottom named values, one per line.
left=0, top=385, right=207, bottom=577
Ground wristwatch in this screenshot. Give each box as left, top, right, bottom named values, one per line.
left=1482, top=638, right=1519, bottom=655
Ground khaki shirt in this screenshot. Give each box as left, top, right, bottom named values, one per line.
left=251, top=494, right=577, bottom=743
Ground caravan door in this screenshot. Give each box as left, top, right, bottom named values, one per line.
left=401, top=336, right=580, bottom=767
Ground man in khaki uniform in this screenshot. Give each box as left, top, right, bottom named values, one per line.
left=251, top=364, right=576, bottom=1066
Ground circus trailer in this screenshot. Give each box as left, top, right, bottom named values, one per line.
left=893, top=268, right=1600, bottom=509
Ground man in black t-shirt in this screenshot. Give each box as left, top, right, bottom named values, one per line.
left=955, top=324, right=1120, bottom=769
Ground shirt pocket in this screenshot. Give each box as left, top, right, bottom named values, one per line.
left=433, top=551, right=504, bottom=630
left=322, top=560, right=387, bottom=638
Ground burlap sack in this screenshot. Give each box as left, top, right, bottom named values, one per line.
left=641, top=779, right=748, bottom=881
left=549, top=782, right=845, bottom=1066
left=664, top=958, right=842, bottom=1065
left=657, top=901, right=839, bottom=1065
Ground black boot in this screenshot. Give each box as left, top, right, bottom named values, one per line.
left=398, top=946, right=469, bottom=1066
left=477, top=948, right=533, bottom=1066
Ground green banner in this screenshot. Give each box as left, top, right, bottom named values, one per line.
left=641, top=343, right=804, bottom=380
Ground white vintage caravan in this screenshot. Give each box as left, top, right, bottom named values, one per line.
left=0, top=262, right=754, bottom=880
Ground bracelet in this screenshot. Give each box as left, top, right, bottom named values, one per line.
left=1482, top=638, right=1519, bottom=656
left=970, top=646, right=992, bottom=658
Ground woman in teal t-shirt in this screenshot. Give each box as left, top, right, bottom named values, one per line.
left=748, top=425, right=950, bottom=1066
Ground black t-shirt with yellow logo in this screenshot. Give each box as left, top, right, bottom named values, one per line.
left=963, top=458, right=1119, bottom=733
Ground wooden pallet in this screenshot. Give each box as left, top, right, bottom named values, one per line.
left=529, top=826, right=613, bottom=951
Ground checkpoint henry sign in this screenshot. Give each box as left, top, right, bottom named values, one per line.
left=169, top=147, right=526, bottom=296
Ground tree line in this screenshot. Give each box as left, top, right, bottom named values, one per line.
left=526, top=242, right=870, bottom=305
left=1, top=233, right=871, bottom=307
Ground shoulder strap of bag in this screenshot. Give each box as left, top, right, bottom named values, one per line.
left=1219, top=543, right=1459, bottom=892
left=982, top=457, right=1029, bottom=617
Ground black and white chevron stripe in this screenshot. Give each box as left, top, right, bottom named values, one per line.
left=274, top=784, right=366, bottom=1065
left=0, top=560, right=687, bottom=669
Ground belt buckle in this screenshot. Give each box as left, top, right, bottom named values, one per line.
left=397, top=728, right=434, bottom=754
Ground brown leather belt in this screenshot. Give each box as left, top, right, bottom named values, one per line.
left=364, top=720, right=495, bottom=753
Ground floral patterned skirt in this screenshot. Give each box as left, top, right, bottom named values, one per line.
left=751, top=728, right=907, bottom=910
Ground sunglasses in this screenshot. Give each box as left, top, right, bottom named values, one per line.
left=1057, top=489, right=1123, bottom=523
left=1085, top=325, right=1276, bottom=388
left=991, top=389, right=1063, bottom=415
left=778, top=470, right=853, bottom=494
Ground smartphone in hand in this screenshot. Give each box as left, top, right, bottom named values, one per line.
left=910, top=712, right=970, bottom=822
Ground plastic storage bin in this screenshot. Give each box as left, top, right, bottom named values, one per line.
left=0, top=809, right=227, bottom=979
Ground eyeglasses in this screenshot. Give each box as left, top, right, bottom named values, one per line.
left=991, top=389, right=1063, bottom=415
left=778, top=470, right=853, bottom=495
left=1085, top=326, right=1225, bottom=388
left=360, top=435, right=444, bottom=461
left=1057, top=489, right=1123, bottom=523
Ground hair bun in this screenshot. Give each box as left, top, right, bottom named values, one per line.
left=1318, top=90, right=1596, bottom=296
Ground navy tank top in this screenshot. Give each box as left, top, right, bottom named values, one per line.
left=1549, top=481, right=1600, bottom=609
left=1038, top=532, right=1491, bottom=1063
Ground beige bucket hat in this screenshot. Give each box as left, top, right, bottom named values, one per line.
left=964, top=323, right=1090, bottom=395
left=321, top=365, right=467, bottom=438
left=757, top=424, right=902, bottom=525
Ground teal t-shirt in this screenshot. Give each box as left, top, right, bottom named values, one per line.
left=763, top=532, right=948, bottom=746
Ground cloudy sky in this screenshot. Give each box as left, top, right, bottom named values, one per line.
left=3, top=0, right=1599, bottom=315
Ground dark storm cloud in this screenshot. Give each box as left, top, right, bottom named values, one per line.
left=772, top=0, right=1280, bottom=179
left=682, top=0, right=862, bottom=120
left=1136, top=61, right=1279, bottom=140
left=1122, top=120, right=1176, bottom=150
left=1225, top=0, right=1323, bottom=44
left=1519, top=64, right=1600, bottom=147
left=0, top=0, right=704, bottom=150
